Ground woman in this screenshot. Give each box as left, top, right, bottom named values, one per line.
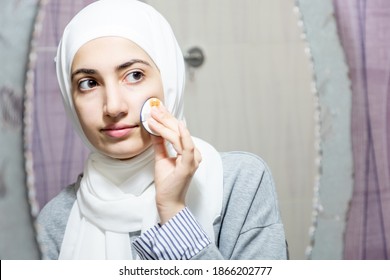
left=37, top=0, right=287, bottom=260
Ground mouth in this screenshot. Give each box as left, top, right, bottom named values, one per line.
left=101, top=124, right=139, bottom=138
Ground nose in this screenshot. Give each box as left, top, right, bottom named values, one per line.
left=103, top=83, right=128, bottom=119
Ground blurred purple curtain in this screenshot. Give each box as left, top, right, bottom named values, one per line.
left=333, top=0, right=390, bottom=259
left=32, top=0, right=94, bottom=209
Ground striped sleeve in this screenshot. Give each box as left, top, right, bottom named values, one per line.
left=132, top=207, right=211, bottom=260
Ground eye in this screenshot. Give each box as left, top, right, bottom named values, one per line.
left=124, top=71, right=145, bottom=84
left=78, top=79, right=98, bottom=91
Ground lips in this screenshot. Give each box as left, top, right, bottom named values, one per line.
left=101, top=124, right=138, bottom=138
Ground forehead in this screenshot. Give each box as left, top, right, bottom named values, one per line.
left=71, top=36, right=155, bottom=70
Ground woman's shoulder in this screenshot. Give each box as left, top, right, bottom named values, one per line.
left=219, top=151, right=281, bottom=226
left=37, top=179, right=79, bottom=227
left=40, top=184, right=77, bottom=213
left=36, top=179, right=80, bottom=259
left=220, top=151, right=273, bottom=183
left=220, top=150, right=269, bottom=166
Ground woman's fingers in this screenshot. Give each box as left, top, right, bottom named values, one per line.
left=148, top=117, right=183, bottom=154
left=148, top=105, right=201, bottom=172
left=178, top=121, right=202, bottom=167
left=151, top=135, right=168, bottom=161
left=150, top=104, right=179, bottom=133
left=148, top=105, right=183, bottom=154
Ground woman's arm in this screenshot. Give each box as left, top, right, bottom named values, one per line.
left=133, top=152, right=288, bottom=260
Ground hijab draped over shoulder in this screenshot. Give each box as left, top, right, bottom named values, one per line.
left=55, top=0, right=223, bottom=259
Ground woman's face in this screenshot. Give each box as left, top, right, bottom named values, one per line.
left=71, top=36, right=164, bottom=159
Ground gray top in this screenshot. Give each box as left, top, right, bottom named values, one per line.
left=37, top=151, right=288, bottom=259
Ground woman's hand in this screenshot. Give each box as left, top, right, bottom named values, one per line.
left=147, top=104, right=202, bottom=224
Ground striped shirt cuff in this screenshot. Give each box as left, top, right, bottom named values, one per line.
left=132, top=207, right=211, bottom=260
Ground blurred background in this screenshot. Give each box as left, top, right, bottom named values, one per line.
left=0, top=0, right=389, bottom=260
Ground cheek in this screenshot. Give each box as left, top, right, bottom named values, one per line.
left=73, top=98, right=98, bottom=130
left=147, top=78, right=165, bottom=103
left=156, top=78, right=165, bottom=100
left=75, top=111, right=94, bottom=140
left=132, top=82, right=165, bottom=112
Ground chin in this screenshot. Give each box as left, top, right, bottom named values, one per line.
left=103, top=149, right=140, bottom=160
left=102, top=141, right=151, bottom=160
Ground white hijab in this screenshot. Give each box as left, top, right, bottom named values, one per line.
left=56, top=0, right=223, bottom=259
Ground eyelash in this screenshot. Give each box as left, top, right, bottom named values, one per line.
left=76, top=70, right=145, bottom=92
left=78, top=79, right=98, bottom=91
left=124, top=70, right=145, bottom=84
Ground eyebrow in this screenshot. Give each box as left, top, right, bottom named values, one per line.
left=116, top=59, right=151, bottom=71
left=71, top=68, right=97, bottom=81
left=71, top=59, right=152, bottom=81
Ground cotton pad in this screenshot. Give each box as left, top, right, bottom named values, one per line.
left=140, top=97, right=162, bottom=136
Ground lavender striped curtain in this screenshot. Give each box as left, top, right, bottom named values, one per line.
left=333, top=0, right=390, bottom=259
left=32, top=0, right=94, bottom=209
